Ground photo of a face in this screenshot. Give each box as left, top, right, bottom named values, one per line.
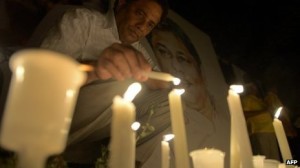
left=148, top=18, right=215, bottom=120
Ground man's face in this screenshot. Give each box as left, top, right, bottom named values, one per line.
left=116, top=0, right=163, bottom=44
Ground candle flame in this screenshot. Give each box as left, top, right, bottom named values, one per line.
left=163, top=134, right=175, bottom=142
left=123, top=82, right=142, bottom=102
left=274, top=106, right=283, bottom=119
left=230, top=85, right=244, bottom=93
left=174, top=89, right=185, bottom=95
left=172, top=78, right=181, bottom=85
left=131, top=121, right=141, bottom=131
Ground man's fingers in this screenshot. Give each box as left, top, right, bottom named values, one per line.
left=135, top=51, right=151, bottom=81
left=96, top=65, right=112, bottom=80
left=101, top=58, right=125, bottom=80
left=108, top=46, right=132, bottom=78
left=114, top=44, right=151, bottom=81
left=96, top=43, right=152, bottom=81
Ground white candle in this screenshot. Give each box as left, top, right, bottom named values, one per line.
left=109, top=83, right=141, bottom=168
left=227, top=86, right=253, bottom=168
left=189, top=148, right=225, bottom=168
left=161, top=141, right=170, bottom=168
left=161, top=134, right=174, bottom=168
left=264, top=159, right=280, bottom=168
left=252, top=155, right=265, bottom=168
left=168, top=89, right=190, bottom=168
left=144, top=71, right=180, bottom=85
left=272, top=107, right=292, bottom=162
left=0, top=49, right=86, bottom=168
left=77, top=65, right=181, bottom=85
left=278, top=163, right=286, bottom=168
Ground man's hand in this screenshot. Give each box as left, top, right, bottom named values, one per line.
left=95, top=43, right=152, bottom=81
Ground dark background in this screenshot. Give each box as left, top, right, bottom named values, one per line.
left=169, top=0, right=300, bottom=118
left=169, top=0, right=300, bottom=80
left=169, top=0, right=300, bottom=160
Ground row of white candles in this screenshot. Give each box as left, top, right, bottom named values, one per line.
left=110, top=81, right=294, bottom=168
left=108, top=79, right=191, bottom=168
left=0, top=49, right=219, bottom=168
left=228, top=85, right=294, bottom=168
left=0, top=49, right=294, bottom=168
left=253, top=155, right=291, bottom=168
left=110, top=81, right=227, bottom=168
left=109, top=73, right=233, bottom=168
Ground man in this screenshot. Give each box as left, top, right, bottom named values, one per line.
left=27, top=0, right=169, bottom=165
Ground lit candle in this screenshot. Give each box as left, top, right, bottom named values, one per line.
left=109, top=82, right=142, bottom=168
left=131, top=121, right=140, bottom=166
left=189, top=148, right=225, bottom=168
left=78, top=64, right=181, bottom=85
left=161, top=134, right=174, bottom=168
left=144, top=71, right=181, bottom=85
left=227, top=85, right=253, bottom=168
left=252, top=155, right=265, bottom=168
left=272, top=107, right=292, bottom=162
left=168, top=89, right=190, bottom=168
left=0, top=49, right=86, bottom=168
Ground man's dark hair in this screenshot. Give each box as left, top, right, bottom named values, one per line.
left=116, top=0, right=169, bottom=23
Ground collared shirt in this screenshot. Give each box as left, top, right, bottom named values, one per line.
left=29, top=5, right=159, bottom=71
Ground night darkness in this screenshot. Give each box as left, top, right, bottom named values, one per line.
left=169, top=0, right=300, bottom=118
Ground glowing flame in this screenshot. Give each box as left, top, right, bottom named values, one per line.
left=174, top=89, right=185, bottom=95
left=274, top=106, right=283, bottom=119
left=163, top=134, right=175, bottom=142
left=123, top=82, right=142, bottom=102
left=131, top=121, right=141, bottom=131
left=172, top=78, right=181, bottom=85
left=230, top=85, right=244, bottom=93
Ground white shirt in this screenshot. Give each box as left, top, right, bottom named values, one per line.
left=29, top=5, right=159, bottom=70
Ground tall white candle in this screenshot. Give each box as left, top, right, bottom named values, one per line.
left=109, top=83, right=141, bottom=168
left=143, top=71, right=180, bottom=85
left=0, top=49, right=86, bottom=168
left=161, top=141, right=170, bottom=168
left=161, top=134, right=174, bottom=168
left=189, top=148, right=225, bottom=168
left=227, top=85, right=253, bottom=168
left=168, top=89, right=190, bottom=168
left=272, top=107, right=292, bottom=162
